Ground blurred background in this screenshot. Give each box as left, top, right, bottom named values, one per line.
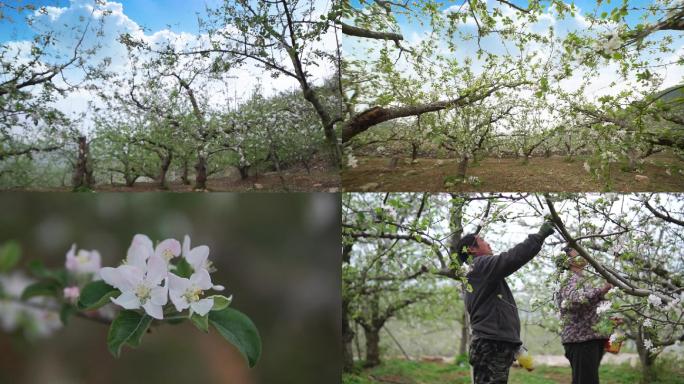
left=0, top=193, right=341, bottom=384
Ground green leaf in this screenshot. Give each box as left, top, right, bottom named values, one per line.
left=107, top=310, right=153, bottom=358
left=190, top=313, right=209, bottom=333
left=60, top=303, right=78, bottom=325
left=174, top=257, right=193, bottom=278
left=21, top=280, right=61, bottom=300
left=78, top=280, right=119, bottom=310
left=210, top=294, right=233, bottom=311
left=27, top=260, right=67, bottom=285
left=0, top=241, right=21, bottom=272
left=209, top=308, right=262, bottom=368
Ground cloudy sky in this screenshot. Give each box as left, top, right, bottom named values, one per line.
left=0, top=0, right=336, bottom=132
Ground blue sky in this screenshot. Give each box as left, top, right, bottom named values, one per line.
left=0, top=0, right=221, bottom=41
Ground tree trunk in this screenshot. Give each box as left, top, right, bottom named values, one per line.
left=71, top=136, right=94, bottom=190
left=627, top=149, right=639, bottom=172
left=181, top=159, right=191, bottom=185
left=411, top=143, right=419, bottom=161
left=194, top=155, right=207, bottom=190
left=159, top=154, right=172, bottom=189
left=456, top=155, right=469, bottom=180
left=459, top=310, right=470, bottom=356
left=342, top=299, right=355, bottom=372
left=238, top=165, right=250, bottom=180
left=124, top=173, right=137, bottom=187
left=636, top=331, right=658, bottom=383
left=363, top=327, right=381, bottom=368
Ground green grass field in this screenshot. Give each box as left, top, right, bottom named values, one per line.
left=342, top=359, right=684, bottom=384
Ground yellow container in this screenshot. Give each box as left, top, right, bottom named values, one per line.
left=517, top=351, right=535, bottom=371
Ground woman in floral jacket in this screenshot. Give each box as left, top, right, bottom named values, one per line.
left=557, top=246, right=613, bottom=384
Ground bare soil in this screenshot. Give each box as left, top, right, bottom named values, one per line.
left=342, top=154, right=684, bottom=192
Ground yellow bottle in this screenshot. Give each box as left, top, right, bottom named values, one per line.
left=517, top=349, right=535, bottom=371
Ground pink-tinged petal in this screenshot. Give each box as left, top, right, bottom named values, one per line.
left=182, top=235, right=191, bottom=258
left=142, top=302, right=163, bottom=320
left=100, top=266, right=142, bottom=291
left=145, top=255, right=167, bottom=285
left=150, top=285, right=168, bottom=306
left=131, top=234, right=154, bottom=251
left=169, top=290, right=189, bottom=312
left=191, top=298, right=214, bottom=317
left=168, top=273, right=190, bottom=293
left=118, top=265, right=145, bottom=287
left=127, top=243, right=152, bottom=270
left=155, top=239, right=181, bottom=260
left=187, top=245, right=209, bottom=271
left=65, top=244, right=77, bottom=270
left=190, top=269, right=213, bottom=291
left=111, top=292, right=141, bottom=310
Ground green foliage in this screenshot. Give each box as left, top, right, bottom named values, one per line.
left=209, top=308, right=262, bottom=368
left=0, top=241, right=21, bottom=272
left=59, top=303, right=78, bottom=325
left=190, top=313, right=209, bottom=333
left=173, top=257, right=194, bottom=278
left=77, top=280, right=119, bottom=310
left=107, top=310, right=153, bottom=358
left=20, top=280, right=61, bottom=300
left=209, top=294, right=232, bottom=311
left=27, top=260, right=67, bottom=285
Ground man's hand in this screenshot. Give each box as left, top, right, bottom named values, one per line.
left=537, top=221, right=555, bottom=238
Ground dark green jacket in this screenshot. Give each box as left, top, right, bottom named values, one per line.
left=465, top=234, right=544, bottom=345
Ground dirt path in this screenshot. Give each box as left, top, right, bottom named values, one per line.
left=342, top=155, right=684, bottom=192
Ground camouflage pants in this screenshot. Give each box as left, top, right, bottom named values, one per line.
left=469, top=338, right=518, bottom=384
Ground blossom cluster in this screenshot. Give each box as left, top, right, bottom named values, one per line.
left=0, top=272, right=62, bottom=337
left=99, top=234, right=225, bottom=320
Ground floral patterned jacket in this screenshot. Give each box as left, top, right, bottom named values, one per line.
left=558, top=272, right=610, bottom=344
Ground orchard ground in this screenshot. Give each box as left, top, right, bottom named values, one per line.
left=6, top=166, right=339, bottom=192
left=342, top=359, right=684, bottom=384
left=342, top=154, right=684, bottom=192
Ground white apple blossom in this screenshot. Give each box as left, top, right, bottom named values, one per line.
left=643, top=338, right=654, bottom=351
left=154, top=238, right=181, bottom=263
left=596, top=301, right=611, bottom=314
left=168, top=269, right=218, bottom=316
left=647, top=294, right=662, bottom=307
left=603, top=33, right=623, bottom=53
left=100, top=252, right=169, bottom=320
left=65, top=244, right=101, bottom=276
left=347, top=152, right=358, bottom=168
left=182, top=236, right=221, bottom=285
left=609, top=332, right=620, bottom=343
left=643, top=318, right=653, bottom=328
left=0, top=272, right=62, bottom=337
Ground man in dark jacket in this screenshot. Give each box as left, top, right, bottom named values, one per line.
left=456, top=222, right=555, bottom=384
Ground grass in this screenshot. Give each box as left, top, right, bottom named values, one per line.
left=341, top=154, right=684, bottom=192
left=343, top=359, right=684, bottom=384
